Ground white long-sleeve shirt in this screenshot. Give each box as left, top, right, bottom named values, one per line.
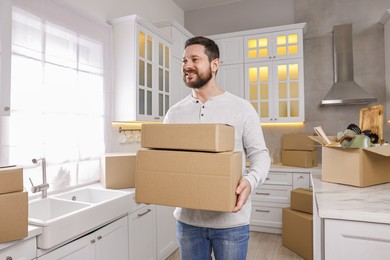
left=164, top=91, right=271, bottom=228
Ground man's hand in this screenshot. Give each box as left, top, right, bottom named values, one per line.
left=232, top=178, right=251, bottom=213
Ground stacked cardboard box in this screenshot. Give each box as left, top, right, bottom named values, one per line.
left=282, top=133, right=318, bottom=168
left=100, top=153, right=136, bottom=189
left=282, top=188, right=313, bottom=260
left=136, top=124, right=242, bottom=212
left=0, top=167, right=28, bottom=243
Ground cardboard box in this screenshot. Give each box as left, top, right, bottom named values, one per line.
left=100, top=153, right=136, bottom=189
left=282, top=208, right=313, bottom=260
left=282, top=133, right=317, bottom=151
left=135, top=149, right=242, bottom=212
left=282, top=150, right=318, bottom=168
left=291, top=188, right=313, bottom=214
left=0, top=167, right=23, bottom=195
left=141, top=124, right=235, bottom=152
left=0, top=191, right=28, bottom=243
left=321, top=145, right=390, bottom=187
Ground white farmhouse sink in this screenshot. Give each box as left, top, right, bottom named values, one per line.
left=28, top=187, right=132, bottom=250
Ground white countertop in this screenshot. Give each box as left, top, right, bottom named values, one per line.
left=312, top=172, right=390, bottom=224
left=270, top=163, right=322, bottom=173
left=0, top=225, right=43, bottom=251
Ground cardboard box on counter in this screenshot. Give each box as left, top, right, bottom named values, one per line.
left=282, top=133, right=317, bottom=151
left=282, top=150, right=318, bottom=168
left=291, top=188, right=313, bottom=214
left=282, top=208, right=313, bottom=260
left=0, top=167, right=23, bottom=195
left=135, top=149, right=242, bottom=212
left=141, top=124, right=235, bottom=152
left=100, top=153, right=136, bottom=189
left=0, top=191, right=28, bottom=243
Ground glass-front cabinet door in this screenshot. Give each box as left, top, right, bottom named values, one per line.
left=158, top=42, right=170, bottom=118
left=245, top=59, right=304, bottom=123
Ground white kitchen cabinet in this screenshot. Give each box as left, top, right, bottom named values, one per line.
left=128, top=204, right=157, bottom=260
left=214, top=36, right=244, bottom=65
left=156, top=205, right=177, bottom=260
left=38, top=216, right=128, bottom=260
left=0, top=0, right=12, bottom=116
left=381, top=10, right=390, bottom=121
left=110, top=15, right=172, bottom=122
left=0, top=237, right=36, bottom=260
left=216, top=64, right=244, bottom=98
left=324, top=219, right=390, bottom=260
left=250, top=169, right=310, bottom=234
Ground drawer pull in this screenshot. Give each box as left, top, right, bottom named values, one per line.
left=6, top=257, right=13, bottom=260
left=265, top=177, right=270, bottom=181
left=138, top=208, right=152, bottom=217
left=97, top=235, right=102, bottom=240
left=256, top=209, right=270, bottom=213
left=91, top=239, right=96, bottom=244
left=256, top=192, right=270, bottom=196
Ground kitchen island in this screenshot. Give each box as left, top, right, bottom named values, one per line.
left=312, top=172, right=390, bottom=260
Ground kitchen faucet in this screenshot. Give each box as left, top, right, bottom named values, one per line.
left=29, top=158, right=49, bottom=198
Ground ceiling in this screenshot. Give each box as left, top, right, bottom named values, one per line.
left=172, top=0, right=244, bottom=11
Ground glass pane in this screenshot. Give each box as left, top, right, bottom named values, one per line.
left=159, top=43, right=163, bottom=66
left=259, top=48, right=268, bottom=57
left=278, top=65, right=287, bottom=81
left=248, top=49, right=257, bottom=59
left=251, top=102, right=258, bottom=113
left=258, top=38, right=268, bottom=47
left=288, top=45, right=298, bottom=55
left=260, top=84, right=269, bottom=100
left=279, top=82, right=287, bottom=99
left=277, top=35, right=286, bottom=45
left=139, top=60, right=145, bottom=86
left=159, top=93, right=163, bottom=116
left=147, top=36, right=152, bottom=61
left=165, top=70, right=169, bottom=92
left=147, top=90, right=152, bottom=115
left=139, top=32, right=145, bottom=58
left=288, top=34, right=298, bottom=44
left=165, top=46, right=169, bottom=69
left=290, top=101, right=299, bottom=117
left=139, top=89, right=145, bottom=115
left=248, top=39, right=257, bottom=48
left=260, top=102, right=269, bottom=118
left=165, top=95, right=169, bottom=114
left=290, top=82, right=299, bottom=98
left=277, top=46, right=287, bottom=56
left=249, top=67, right=258, bottom=82
left=159, top=68, right=163, bottom=91
left=249, top=84, right=258, bottom=100
left=259, top=66, right=268, bottom=82
left=289, top=63, right=299, bottom=80
left=147, top=63, right=152, bottom=88
left=279, top=101, right=287, bottom=117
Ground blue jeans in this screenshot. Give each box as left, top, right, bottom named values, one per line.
left=176, top=221, right=249, bottom=260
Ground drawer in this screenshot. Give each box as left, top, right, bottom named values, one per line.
left=0, top=237, right=36, bottom=259
left=250, top=202, right=289, bottom=229
left=252, top=186, right=292, bottom=204
left=293, top=172, right=310, bottom=188
left=260, top=171, right=292, bottom=186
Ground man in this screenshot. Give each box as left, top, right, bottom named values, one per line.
left=164, top=36, right=271, bottom=260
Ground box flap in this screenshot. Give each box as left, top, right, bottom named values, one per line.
left=309, top=135, right=338, bottom=146
left=363, top=145, right=390, bottom=157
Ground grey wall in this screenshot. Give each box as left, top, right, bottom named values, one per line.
left=185, top=0, right=390, bottom=162
left=184, top=0, right=295, bottom=36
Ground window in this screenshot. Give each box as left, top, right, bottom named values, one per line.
left=4, top=1, right=112, bottom=195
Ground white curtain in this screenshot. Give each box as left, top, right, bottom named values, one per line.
left=7, top=0, right=113, bottom=194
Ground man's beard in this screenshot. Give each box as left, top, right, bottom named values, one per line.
left=183, top=67, right=212, bottom=89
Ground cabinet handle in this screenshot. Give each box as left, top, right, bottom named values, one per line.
left=256, top=192, right=270, bottom=195
left=256, top=209, right=270, bottom=213
left=138, top=208, right=152, bottom=217
left=297, top=175, right=304, bottom=179
left=265, top=177, right=270, bottom=181
left=91, top=239, right=96, bottom=244
left=97, top=235, right=102, bottom=240
left=6, top=256, right=12, bottom=260
left=154, top=117, right=160, bottom=120
left=3, top=106, right=10, bottom=112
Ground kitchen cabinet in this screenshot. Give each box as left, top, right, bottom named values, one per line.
left=250, top=169, right=311, bottom=234
left=0, top=0, right=12, bottom=116
left=38, top=216, right=128, bottom=260
left=324, top=219, right=390, bottom=260
left=128, top=204, right=157, bottom=260
left=216, top=64, right=244, bottom=98
left=381, top=10, right=390, bottom=121
left=214, top=36, right=244, bottom=65
left=110, top=15, right=172, bottom=122
left=156, top=205, right=177, bottom=260
left=0, top=237, right=36, bottom=260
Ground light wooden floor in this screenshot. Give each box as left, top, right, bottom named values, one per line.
left=167, top=231, right=304, bottom=260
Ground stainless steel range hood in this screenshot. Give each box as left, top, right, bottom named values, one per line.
left=321, top=24, right=377, bottom=105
